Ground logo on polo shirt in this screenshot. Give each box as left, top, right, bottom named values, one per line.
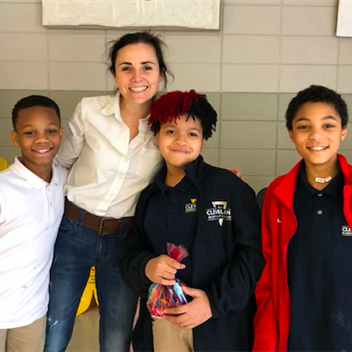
left=205, top=201, right=232, bottom=226
left=185, top=199, right=197, bottom=213
left=341, top=225, right=352, bottom=236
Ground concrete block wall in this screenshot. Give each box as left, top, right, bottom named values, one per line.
left=0, top=0, right=352, bottom=192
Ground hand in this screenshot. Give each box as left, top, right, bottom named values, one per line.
left=145, top=255, right=185, bottom=285
left=227, top=166, right=244, bottom=181
left=163, top=286, right=212, bottom=329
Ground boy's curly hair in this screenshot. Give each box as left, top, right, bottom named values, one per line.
left=148, top=90, right=217, bottom=140
left=285, top=85, right=348, bottom=130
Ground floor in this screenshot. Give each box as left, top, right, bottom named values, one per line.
left=66, top=303, right=99, bottom=352
left=66, top=300, right=138, bottom=352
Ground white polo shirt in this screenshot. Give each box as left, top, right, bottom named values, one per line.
left=0, top=158, right=67, bottom=329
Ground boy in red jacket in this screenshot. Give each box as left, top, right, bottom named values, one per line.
left=254, top=85, right=352, bottom=352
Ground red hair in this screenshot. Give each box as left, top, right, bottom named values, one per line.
left=148, top=90, right=217, bottom=140
left=149, top=90, right=201, bottom=125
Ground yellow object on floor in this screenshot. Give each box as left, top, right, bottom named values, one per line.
left=0, top=157, right=9, bottom=171
left=76, top=267, right=99, bottom=316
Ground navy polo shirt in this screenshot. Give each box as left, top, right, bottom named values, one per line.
left=287, top=163, right=352, bottom=351
left=143, top=167, right=199, bottom=286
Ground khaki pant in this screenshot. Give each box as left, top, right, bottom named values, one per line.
left=152, top=317, right=194, bottom=352
left=0, top=315, right=46, bottom=352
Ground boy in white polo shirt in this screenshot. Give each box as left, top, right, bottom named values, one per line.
left=0, top=95, right=67, bottom=352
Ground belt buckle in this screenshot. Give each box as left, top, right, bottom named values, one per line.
left=99, top=218, right=107, bottom=234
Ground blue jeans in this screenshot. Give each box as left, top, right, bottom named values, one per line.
left=44, top=214, right=138, bottom=352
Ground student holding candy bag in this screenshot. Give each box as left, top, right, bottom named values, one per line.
left=146, top=243, right=188, bottom=318
left=122, top=90, right=264, bottom=352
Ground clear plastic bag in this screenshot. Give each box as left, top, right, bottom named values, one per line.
left=146, top=243, right=188, bottom=317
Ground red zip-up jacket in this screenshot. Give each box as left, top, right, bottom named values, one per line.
left=253, top=154, right=352, bottom=352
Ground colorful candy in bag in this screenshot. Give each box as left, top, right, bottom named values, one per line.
left=147, top=243, right=188, bottom=317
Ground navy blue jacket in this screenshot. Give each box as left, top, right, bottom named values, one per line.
left=122, top=156, right=264, bottom=351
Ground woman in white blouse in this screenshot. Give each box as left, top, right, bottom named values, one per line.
left=44, top=32, right=173, bottom=352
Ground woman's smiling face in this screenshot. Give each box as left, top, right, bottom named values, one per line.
left=113, top=43, right=163, bottom=106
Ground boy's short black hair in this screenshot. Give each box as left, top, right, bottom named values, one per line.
left=285, top=85, right=349, bottom=130
left=148, top=90, right=217, bottom=140
left=12, top=95, right=61, bottom=130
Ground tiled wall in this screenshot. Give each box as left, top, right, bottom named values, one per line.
left=1, top=0, right=352, bottom=192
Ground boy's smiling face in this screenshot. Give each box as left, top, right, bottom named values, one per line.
left=11, top=106, right=63, bottom=176
left=289, top=101, right=347, bottom=173
left=156, top=114, right=204, bottom=172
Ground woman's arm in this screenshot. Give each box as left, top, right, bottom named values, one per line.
left=55, top=102, right=86, bottom=169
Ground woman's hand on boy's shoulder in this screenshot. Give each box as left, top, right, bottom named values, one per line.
left=227, top=166, right=244, bottom=180
left=145, top=255, right=185, bottom=285
left=163, top=286, right=212, bottom=329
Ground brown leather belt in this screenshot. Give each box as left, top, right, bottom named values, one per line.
left=64, top=198, right=134, bottom=235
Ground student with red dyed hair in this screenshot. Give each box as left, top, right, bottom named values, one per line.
left=122, top=90, right=264, bottom=352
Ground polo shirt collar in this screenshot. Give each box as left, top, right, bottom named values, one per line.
left=174, top=175, right=193, bottom=193
left=50, top=164, right=61, bottom=186
left=11, top=157, right=48, bottom=190
left=183, top=155, right=204, bottom=191
left=156, top=156, right=203, bottom=194
left=156, top=164, right=168, bottom=194
left=324, top=171, right=343, bottom=197
left=298, top=162, right=343, bottom=198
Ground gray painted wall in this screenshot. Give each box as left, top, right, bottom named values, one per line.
left=1, top=0, right=352, bottom=192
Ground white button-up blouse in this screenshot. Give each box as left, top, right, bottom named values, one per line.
left=55, top=93, right=162, bottom=218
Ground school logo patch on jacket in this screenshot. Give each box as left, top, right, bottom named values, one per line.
left=205, top=201, right=232, bottom=226
left=185, top=199, right=197, bottom=213
left=341, top=225, right=352, bottom=236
